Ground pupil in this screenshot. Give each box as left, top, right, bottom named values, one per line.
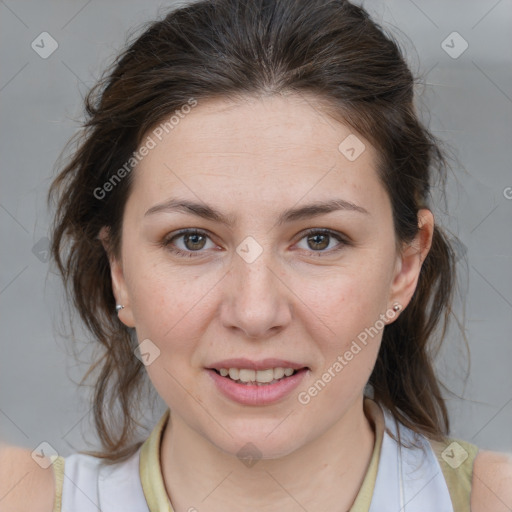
left=186, top=233, right=205, bottom=250
left=309, top=233, right=328, bottom=250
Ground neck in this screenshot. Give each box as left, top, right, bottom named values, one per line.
left=160, top=396, right=375, bottom=512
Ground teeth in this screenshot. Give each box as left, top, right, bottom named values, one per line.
left=273, top=367, right=285, bottom=379
left=239, top=369, right=256, bottom=383
left=217, top=367, right=298, bottom=384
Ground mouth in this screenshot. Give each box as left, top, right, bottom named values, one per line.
left=209, top=367, right=308, bottom=385
left=205, top=366, right=309, bottom=405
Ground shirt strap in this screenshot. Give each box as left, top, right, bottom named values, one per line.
left=349, top=398, right=385, bottom=511
left=430, top=438, right=479, bottom=511
left=139, top=408, right=174, bottom=512
left=140, top=399, right=384, bottom=512
left=50, top=454, right=65, bottom=512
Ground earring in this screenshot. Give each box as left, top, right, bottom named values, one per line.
left=115, top=304, right=125, bottom=312
left=392, top=304, right=401, bottom=312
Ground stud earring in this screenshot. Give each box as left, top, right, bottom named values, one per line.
left=392, top=304, right=401, bottom=312
left=115, top=304, right=125, bottom=312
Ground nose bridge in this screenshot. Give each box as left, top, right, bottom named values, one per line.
left=235, top=236, right=275, bottom=291
left=234, top=233, right=279, bottom=305
left=222, top=234, right=291, bottom=338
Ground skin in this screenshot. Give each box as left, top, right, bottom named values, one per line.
left=104, top=93, right=433, bottom=511
left=0, top=93, right=510, bottom=512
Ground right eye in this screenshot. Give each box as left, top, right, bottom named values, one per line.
left=161, top=229, right=217, bottom=258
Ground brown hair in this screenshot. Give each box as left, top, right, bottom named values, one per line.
left=48, top=0, right=460, bottom=463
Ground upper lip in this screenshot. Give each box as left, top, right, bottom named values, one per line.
left=206, top=358, right=309, bottom=371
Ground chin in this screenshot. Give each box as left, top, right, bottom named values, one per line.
left=203, top=420, right=309, bottom=462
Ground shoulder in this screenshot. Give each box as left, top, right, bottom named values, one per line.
left=471, top=449, right=512, bottom=512
left=0, top=442, right=56, bottom=512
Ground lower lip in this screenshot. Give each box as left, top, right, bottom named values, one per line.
left=206, top=368, right=308, bottom=406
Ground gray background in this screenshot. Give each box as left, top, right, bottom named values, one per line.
left=0, top=0, right=511, bottom=458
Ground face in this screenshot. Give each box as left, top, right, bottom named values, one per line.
left=104, top=93, right=432, bottom=459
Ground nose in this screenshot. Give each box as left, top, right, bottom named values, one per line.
left=220, top=243, right=292, bottom=339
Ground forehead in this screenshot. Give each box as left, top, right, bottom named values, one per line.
left=128, top=93, right=385, bottom=217
left=142, top=93, right=373, bottom=162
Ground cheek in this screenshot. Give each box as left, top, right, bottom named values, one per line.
left=301, top=254, right=393, bottom=385
left=125, top=260, right=213, bottom=405
left=305, top=258, right=393, bottom=331
left=123, top=250, right=220, bottom=358
left=298, top=276, right=386, bottom=410
left=295, top=283, right=382, bottom=423
left=129, top=270, right=205, bottom=339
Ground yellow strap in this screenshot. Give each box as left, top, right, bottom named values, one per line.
left=139, top=409, right=174, bottom=511
left=50, top=455, right=65, bottom=512
left=139, top=400, right=384, bottom=512
left=349, top=398, right=385, bottom=511
left=430, top=438, right=479, bottom=511
left=51, top=402, right=475, bottom=512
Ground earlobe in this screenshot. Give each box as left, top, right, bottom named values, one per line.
left=387, top=209, right=434, bottom=315
left=98, top=226, right=136, bottom=328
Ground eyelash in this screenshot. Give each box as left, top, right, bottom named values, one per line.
left=161, top=228, right=350, bottom=259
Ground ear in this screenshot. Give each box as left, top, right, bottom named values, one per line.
left=387, top=209, right=434, bottom=318
left=98, top=226, right=136, bottom=328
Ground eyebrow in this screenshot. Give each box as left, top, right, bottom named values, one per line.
left=144, top=197, right=369, bottom=227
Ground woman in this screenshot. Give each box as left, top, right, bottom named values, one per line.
left=1, top=0, right=511, bottom=510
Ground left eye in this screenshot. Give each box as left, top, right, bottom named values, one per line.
left=162, top=228, right=348, bottom=258
left=296, top=229, right=347, bottom=254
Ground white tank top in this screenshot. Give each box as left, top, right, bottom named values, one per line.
left=55, top=400, right=472, bottom=511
